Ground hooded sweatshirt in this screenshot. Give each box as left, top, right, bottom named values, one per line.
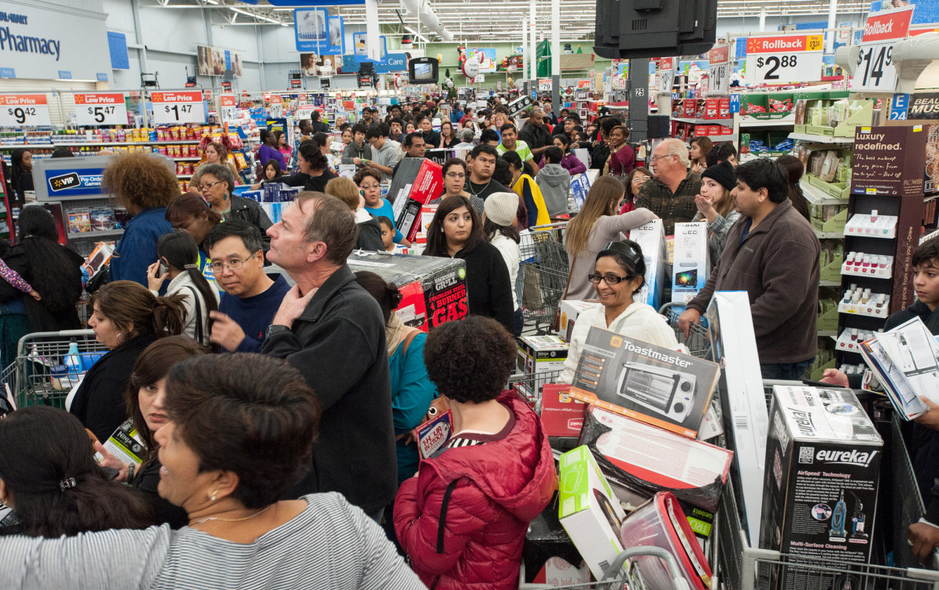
left=395, top=391, right=556, bottom=590
left=536, top=163, right=572, bottom=217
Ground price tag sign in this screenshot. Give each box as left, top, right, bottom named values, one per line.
left=657, top=57, right=674, bottom=93
left=707, top=45, right=731, bottom=96
left=745, top=34, right=824, bottom=84
left=0, top=95, right=51, bottom=127
left=150, top=91, right=205, bottom=125
left=74, top=93, right=127, bottom=127
left=220, top=94, right=237, bottom=122
left=854, top=6, right=914, bottom=93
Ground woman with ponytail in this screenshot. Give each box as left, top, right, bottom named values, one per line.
left=0, top=406, right=154, bottom=536
left=69, top=281, right=186, bottom=443
left=147, top=232, right=220, bottom=347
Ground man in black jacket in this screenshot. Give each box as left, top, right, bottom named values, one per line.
left=519, top=107, right=553, bottom=159
left=262, top=192, right=397, bottom=521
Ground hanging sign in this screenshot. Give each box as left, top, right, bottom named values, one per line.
left=0, top=94, right=51, bottom=127
left=707, top=45, right=730, bottom=96
left=74, top=93, right=127, bottom=127
left=745, top=34, right=824, bottom=84
left=150, top=91, right=205, bottom=125
left=657, top=57, right=674, bottom=93
left=854, top=6, right=914, bottom=93
left=220, top=94, right=237, bottom=122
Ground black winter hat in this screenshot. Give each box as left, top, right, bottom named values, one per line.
left=701, top=160, right=736, bottom=191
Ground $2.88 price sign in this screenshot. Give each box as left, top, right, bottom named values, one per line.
left=75, top=93, right=128, bottom=127
left=745, top=34, right=824, bottom=85
left=150, top=91, right=206, bottom=125
left=0, top=95, right=52, bottom=127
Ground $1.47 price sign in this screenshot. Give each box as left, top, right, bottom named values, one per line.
left=854, top=6, right=913, bottom=93
left=74, top=93, right=128, bottom=127
left=0, top=95, right=52, bottom=127
left=150, top=91, right=205, bottom=125
left=745, top=34, right=824, bottom=84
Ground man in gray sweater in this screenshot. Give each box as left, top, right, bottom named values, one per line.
left=536, top=146, right=571, bottom=217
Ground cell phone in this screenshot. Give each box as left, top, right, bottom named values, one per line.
left=155, top=260, right=168, bottom=278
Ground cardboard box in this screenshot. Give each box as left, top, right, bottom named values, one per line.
left=706, top=291, right=769, bottom=546
left=517, top=335, right=569, bottom=375
left=704, top=98, right=720, bottom=120
left=558, top=445, right=628, bottom=579
left=414, top=204, right=438, bottom=246
left=671, top=222, right=709, bottom=304
left=558, top=300, right=599, bottom=342
left=631, top=220, right=667, bottom=310
left=760, top=386, right=882, bottom=589
left=578, top=405, right=733, bottom=513
left=388, top=158, right=444, bottom=243
left=569, top=327, right=720, bottom=438
left=541, top=384, right=587, bottom=437
left=347, top=251, right=467, bottom=331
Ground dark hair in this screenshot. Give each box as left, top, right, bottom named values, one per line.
left=736, top=159, right=788, bottom=204
left=377, top=215, right=394, bottom=231
left=298, top=142, right=327, bottom=171
left=492, top=157, right=513, bottom=186
left=312, top=132, right=329, bottom=148
left=554, top=134, right=571, bottom=151
left=600, top=118, right=619, bottom=136
left=259, top=129, right=274, bottom=147
left=301, top=115, right=315, bottom=127
left=480, top=129, right=500, bottom=145
left=273, top=130, right=286, bottom=148
left=0, top=407, right=154, bottom=537
left=165, top=354, right=321, bottom=509
left=103, top=153, right=180, bottom=211
left=596, top=239, right=646, bottom=290
left=484, top=216, right=520, bottom=244
left=90, top=280, right=186, bottom=340
left=199, top=163, right=237, bottom=196
left=365, top=126, right=381, bottom=140
left=352, top=123, right=368, bottom=137
left=50, top=147, right=75, bottom=158
left=354, top=271, right=402, bottom=326
left=501, top=150, right=524, bottom=172
left=775, top=155, right=809, bottom=221
left=470, top=144, right=498, bottom=160
left=207, top=141, right=229, bottom=161
left=624, top=167, right=652, bottom=199
left=203, top=219, right=264, bottom=255
left=544, top=146, right=564, bottom=164
left=706, top=142, right=738, bottom=168
left=262, top=159, right=283, bottom=182
left=390, top=117, right=404, bottom=129
left=17, top=206, right=83, bottom=315
left=156, top=231, right=220, bottom=341
left=165, top=192, right=223, bottom=238
left=442, top=158, right=467, bottom=177
left=295, top=192, right=358, bottom=265
left=423, top=316, right=515, bottom=404
left=126, top=336, right=208, bottom=457
left=404, top=132, right=423, bottom=148
left=913, top=239, right=939, bottom=269
left=500, top=123, right=517, bottom=134
left=424, top=196, right=484, bottom=257
left=354, top=166, right=382, bottom=186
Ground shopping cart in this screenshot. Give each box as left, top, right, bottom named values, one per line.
left=509, top=367, right=566, bottom=413
left=519, top=224, right=570, bottom=335
left=658, top=302, right=712, bottom=360
left=519, top=546, right=693, bottom=590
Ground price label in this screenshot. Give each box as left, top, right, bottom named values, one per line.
left=74, top=93, right=127, bottom=127
left=707, top=45, right=731, bottom=96
left=745, top=34, right=824, bottom=84
left=0, top=95, right=51, bottom=127
left=657, top=57, right=674, bottom=93
left=854, top=6, right=914, bottom=93
left=150, top=91, right=205, bottom=125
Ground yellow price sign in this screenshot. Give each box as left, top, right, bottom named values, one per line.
left=806, top=35, right=823, bottom=52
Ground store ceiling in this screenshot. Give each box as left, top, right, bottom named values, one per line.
left=152, top=0, right=870, bottom=43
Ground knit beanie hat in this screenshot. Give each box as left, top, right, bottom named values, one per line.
left=484, top=192, right=518, bottom=227
left=701, top=160, right=736, bottom=191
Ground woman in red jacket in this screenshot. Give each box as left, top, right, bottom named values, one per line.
left=394, top=317, right=556, bottom=590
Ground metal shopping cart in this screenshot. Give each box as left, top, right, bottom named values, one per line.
left=519, top=223, right=570, bottom=335
left=520, top=546, right=693, bottom=590
left=658, top=302, right=712, bottom=360
left=509, top=367, right=566, bottom=414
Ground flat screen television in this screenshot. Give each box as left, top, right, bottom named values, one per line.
left=409, top=57, right=439, bottom=84
left=594, top=0, right=717, bottom=59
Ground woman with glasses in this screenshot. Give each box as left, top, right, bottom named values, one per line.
left=621, top=167, right=652, bottom=214
left=197, top=164, right=272, bottom=254
left=559, top=240, right=678, bottom=384
left=355, top=167, right=411, bottom=247
left=430, top=158, right=483, bottom=217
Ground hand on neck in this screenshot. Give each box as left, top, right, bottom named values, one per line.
left=293, top=263, right=340, bottom=296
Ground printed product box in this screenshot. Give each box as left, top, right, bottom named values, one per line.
left=569, top=327, right=720, bottom=438
left=694, top=125, right=709, bottom=138
left=631, top=220, right=667, bottom=310
left=558, top=300, right=599, bottom=342
left=760, top=386, right=882, bottom=590
left=541, top=384, right=587, bottom=438
left=523, top=497, right=591, bottom=585
left=517, top=335, right=569, bottom=375
left=347, top=251, right=467, bottom=331
left=683, top=99, right=697, bottom=118
left=558, top=445, right=628, bottom=579
left=671, top=222, right=709, bottom=304
left=414, top=204, right=438, bottom=246
left=704, top=98, right=720, bottom=120
left=578, top=405, right=732, bottom=513
left=389, top=158, right=444, bottom=243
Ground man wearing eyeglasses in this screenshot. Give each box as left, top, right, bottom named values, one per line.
left=635, top=139, right=701, bottom=235
left=202, top=221, right=291, bottom=353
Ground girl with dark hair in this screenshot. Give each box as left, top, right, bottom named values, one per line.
left=147, top=232, right=220, bottom=347
left=275, top=130, right=292, bottom=163
left=424, top=196, right=515, bottom=334
left=0, top=406, right=154, bottom=536
left=776, top=154, right=811, bottom=221
left=69, top=280, right=186, bottom=442
left=165, top=192, right=223, bottom=289
left=263, top=159, right=284, bottom=182
left=620, top=167, right=652, bottom=214
left=603, top=125, right=635, bottom=177
left=439, top=120, right=455, bottom=149
left=9, top=149, right=33, bottom=205
left=547, top=134, right=587, bottom=175
left=269, top=142, right=336, bottom=193
left=258, top=129, right=286, bottom=173
left=694, top=161, right=740, bottom=264
left=689, top=137, right=713, bottom=175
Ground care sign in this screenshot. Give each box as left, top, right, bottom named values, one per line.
left=150, top=91, right=205, bottom=125
left=0, top=94, right=51, bottom=126
left=74, top=93, right=127, bottom=126
left=745, top=34, right=824, bottom=84
left=854, top=6, right=914, bottom=93
left=707, top=45, right=730, bottom=96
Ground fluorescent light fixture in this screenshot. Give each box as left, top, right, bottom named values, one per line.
left=204, top=0, right=219, bottom=4
left=230, top=6, right=282, bottom=26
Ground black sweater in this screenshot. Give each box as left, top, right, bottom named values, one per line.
left=278, top=169, right=337, bottom=193
left=436, top=240, right=515, bottom=334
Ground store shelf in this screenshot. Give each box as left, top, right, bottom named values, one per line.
left=801, top=180, right=848, bottom=206
left=818, top=330, right=838, bottom=338
left=171, top=157, right=202, bottom=161
left=814, top=229, right=844, bottom=240
left=671, top=117, right=733, bottom=125
left=819, top=280, right=842, bottom=287
left=789, top=133, right=854, bottom=145
left=0, top=140, right=200, bottom=148
left=739, top=115, right=795, bottom=128
left=178, top=174, right=193, bottom=179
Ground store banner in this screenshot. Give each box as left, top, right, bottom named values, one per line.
left=74, top=93, right=127, bottom=127
left=198, top=46, right=243, bottom=77
left=150, top=91, right=206, bottom=125
left=294, top=8, right=331, bottom=54
left=45, top=167, right=106, bottom=198
left=745, top=34, right=824, bottom=84
left=0, top=94, right=51, bottom=127
left=854, top=6, right=914, bottom=93
left=907, top=93, right=939, bottom=120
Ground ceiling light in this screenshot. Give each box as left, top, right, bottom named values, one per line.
left=230, top=6, right=282, bottom=26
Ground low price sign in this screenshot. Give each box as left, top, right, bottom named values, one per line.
left=150, top=91, right=205, bottom=125
left=854, top=6, right=914, bottom=93
left=0, top=94, right=52, bottom=127
left=745, top=34, right=824, bottom=84
left=74, top=93, right=127, bottom=127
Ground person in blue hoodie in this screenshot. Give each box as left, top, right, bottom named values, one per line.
left=102, top=153, right=176, bottom=287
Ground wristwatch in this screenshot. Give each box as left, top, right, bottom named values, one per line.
left=266, top=325, right=292, bottom=339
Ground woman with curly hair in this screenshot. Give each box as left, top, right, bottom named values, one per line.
left=102, top=153, right=179, bottom=287
left=394, top=316, right=556, bottom=590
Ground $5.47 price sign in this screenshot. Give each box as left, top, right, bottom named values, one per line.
left=853, top=6, right=914, bottom=93
left=150, top=91, right=206, bottom=125
left=745, top=34, right=824, bottom=85
left=0, top=95, right=52, bottom=127
left=74, top=93, right=128, bottom=127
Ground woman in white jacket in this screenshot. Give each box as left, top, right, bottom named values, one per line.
left=147, top=231, right=220, bottom=348
left=483, top=192, right=523, bottom=336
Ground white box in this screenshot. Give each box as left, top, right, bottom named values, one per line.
left=558, top=300, right=599, bottom=342
left=706, top=291, right=769, bottom=546
left=631, top=219, right=667, bottom=310
left=558, top=445, right=627, bottom=579
left=517, top=335, right=569, bottom=375
left=671, top=222, right=709, bottom=304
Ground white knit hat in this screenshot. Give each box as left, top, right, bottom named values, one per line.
left=484, top=192, right=518, bottom=227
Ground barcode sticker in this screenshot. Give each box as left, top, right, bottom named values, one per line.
left=735, top=415, right=749, bottom=430
left=598, top=560, right=610, bottom=573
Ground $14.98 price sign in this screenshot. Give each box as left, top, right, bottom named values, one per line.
left=151, top=91, right=205, bottom=125
left=854, top=6, right=913, bottom=93
left=707, top=45, right=731, bottom=96
left=74, top=93, right=128, bottom=127
left=0, top=95, right=52, bottom=127
left=745, top=34, right=824, bottom=84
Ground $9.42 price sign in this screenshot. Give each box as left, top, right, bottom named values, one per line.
left=853, top=6, right=913, bottom=93
left=150, top=91, right=206, bottom=125
left=74, top=93, right=128, bottom=127
left=0, top=94, right=52, bottom=127
left=745, top=34, right=824, bottom=85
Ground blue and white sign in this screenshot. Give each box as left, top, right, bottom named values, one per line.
left=45, top=168, right=105, bottom=197
left=729, top=94, right=741, bottom=114
left=341, top=36, right=408, bottom=73
left=294, top=8, right=329, bottom=53
left=890, top=93, right=910, bottom=121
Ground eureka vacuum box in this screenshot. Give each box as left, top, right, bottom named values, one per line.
left=760, top=386, right=882, bottom=590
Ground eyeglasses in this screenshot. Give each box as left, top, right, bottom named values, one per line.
left=649, top=154, right=674, bottom=164
left=445, top=172, right=466, bottom=179
left=210, top=256, right=251, bottom=273
left=200, top=180, right=223, bottom=191
left=359, top=183, right=380, bottom=190
left=631, top=176, right=649, bottom=183
left=587, top=272, right=632, bottom=285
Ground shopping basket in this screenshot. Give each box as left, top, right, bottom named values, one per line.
left=520, top=546, right=693, bottom=590
left=658, top=302, right=712, bottom=360
left=519, top=224, right=570, bottom=335
left=10, top=329, right=107, bottom=409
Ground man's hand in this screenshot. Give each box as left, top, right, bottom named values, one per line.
left=908, top=521, right=939, bottom=561
left=915, top=397, right=939, bottom=431
left=677, top=308, right=701, bottom=339
left=820, top=369, right=850, bottom=389
left=209, top=311, right=247, bottom=352
left=271, top=284, right=317, bottom=329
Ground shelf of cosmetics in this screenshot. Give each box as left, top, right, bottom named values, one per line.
left=835, top=328, right=883, bottom=353
left=838, top=285, right=891, bottom=319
